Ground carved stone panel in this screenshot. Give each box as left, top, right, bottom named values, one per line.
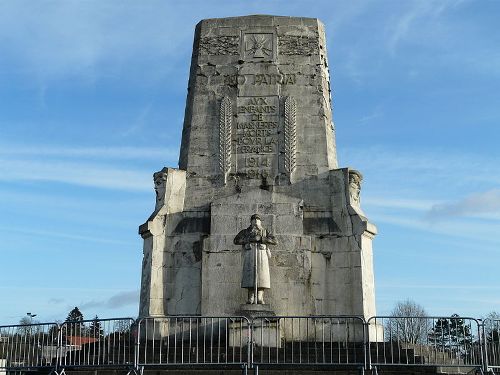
left=199, top=36, right=239, bottom=56
left=241, top=32, right=277, bottom=62
left=234, top=96, right=280, bottom=180
left=278, top=35, right=319, bottom=55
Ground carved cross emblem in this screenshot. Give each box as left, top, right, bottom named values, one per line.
left=244, top=34, right=273, bottom=59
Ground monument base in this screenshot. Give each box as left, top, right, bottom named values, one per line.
left=230, top=304, right=282, bottom=348
left=238, top=303, right=276, bottom=319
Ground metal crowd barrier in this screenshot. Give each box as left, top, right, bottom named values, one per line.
left=136, top=316, right=251, bottom=370
left=58, top=318, right=135, bottom=369
left=484, top=319, right=500, bottom=372
left=0, top=322, right=60, bottom=371
left=367, top=316, right=485, bottom=373
left=251, top=316, right=366, bottom=371
left=3, top=315, right=500, bottom=374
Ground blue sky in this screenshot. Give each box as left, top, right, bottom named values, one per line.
left=1, top=0, right=499, bottom=325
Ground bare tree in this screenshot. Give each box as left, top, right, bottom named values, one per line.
left=484, top=311, right=500, bottom=343
left=17, top=316, right=32, bottom=336
left=386, top=299, right=430, bottom=344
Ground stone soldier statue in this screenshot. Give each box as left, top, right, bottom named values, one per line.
left=234, top=214, right=277, bottom=304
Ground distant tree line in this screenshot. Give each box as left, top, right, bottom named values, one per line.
left=16, top=306, right=131, bottom=339
left=385, top=299, right=500, bottom=359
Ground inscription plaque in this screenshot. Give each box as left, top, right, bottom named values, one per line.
left=234, top=96, right=280, bottom=179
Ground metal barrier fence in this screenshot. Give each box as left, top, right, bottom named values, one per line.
left=136, top=316, right=250, bottom=368
left=3, top=315, right=500, bottom=373
left=485, top=319, right=500, bottom=371
left=251, top=316, right=366, bottom=369
left=58, top=318, right=135, bottom=368
left=0, top=322, right=59, bottom=370
left=367, top=316, right=484, bottom=373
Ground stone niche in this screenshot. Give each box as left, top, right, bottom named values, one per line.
left=139, top=15, right=378, bottom=323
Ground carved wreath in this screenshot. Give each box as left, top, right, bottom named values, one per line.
left=219, top=97, right=232, bottom=183
left=284, top=96, right=297, bottom=176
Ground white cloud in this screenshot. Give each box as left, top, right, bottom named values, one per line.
left=341, top=146, right=500, bottom=194
left=80, top=290, right=139, bottom=310
left=0, top=227, right=131, bottom=246
left=386, top=0, right=463, bottom=54
left=0, top=1, right=194, bottom=84
left=364, top=197, right=440, bottom=211
left=120, top=104, right=154, bottom=137
left=345, top=147, right=500, bottom=245
left=0, top=144, right=178, bottom=161
left=0, top=158, right=151, bottom=191
left=427, top=189, right=500, bottom=219
left=0, top=143, right=181, bottom=191
left=379, top=283, right=500, bottom=290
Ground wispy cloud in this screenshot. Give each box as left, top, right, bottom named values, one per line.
left=364, top=197, right=440, bottom=211
left=0, top=1, right=193, bottom=84
left=370, top=211, right=500, bottom=246
left=344, top=147, right=500, bottom=244
left=80, top=290, right=139, bottom=310
left=0, top=227, right=132, bottom=246
left=379, top=283, right=500, bottom=290
left=0, top=158, right=151, bottom=191
left=342, top=146, right=500, bottom=191
left=48, top=298, right=65, bottom=304
left=386, top=0, right=462, bottom=54
left=0, top=145, right=178, bottom=161
left=427, top=189, right=500, bottom=220
left=120, top=104, right=153, bottom=137
left=359, top=107, right=384, bottom=124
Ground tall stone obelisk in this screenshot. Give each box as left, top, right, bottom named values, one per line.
left=139, top=15, right=378, bottom=319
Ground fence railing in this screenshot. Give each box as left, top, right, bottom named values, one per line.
left=367, top=316, right=484, bottom=371
left=58, top=318, right=135, bottom=368
left=136, top=316, right=250, bottom=367
left=0, top=322, right=60, bottom=370
left=485, top=319, right=500, bottom=371
left=251, top=316, right=366, bottom=368
left=1, top=315, right=499, bottom=373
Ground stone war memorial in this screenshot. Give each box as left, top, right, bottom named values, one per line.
left=2, top=14, right=497, bottom=375
left=138, top=14, right=378, bottom=324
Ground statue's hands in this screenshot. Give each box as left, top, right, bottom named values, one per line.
left=248, top=228, right=263, bottom=242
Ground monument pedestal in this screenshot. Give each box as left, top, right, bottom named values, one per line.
left=238, top=303, right=275, bottom=319
left=229, top=304, right=282, bottom=348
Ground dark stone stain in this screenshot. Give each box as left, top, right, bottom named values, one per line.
left=174, top=217, right=211, bottom=234
left=192, top=241, right=202, bottom=262
left=303, top=217, right=340, bottom=234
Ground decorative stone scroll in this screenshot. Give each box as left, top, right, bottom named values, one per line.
left=284, top=96, right=297, bottom=176
left=199, top=36, right=239, bottom=56
left=219, top=97, right=233, bottom=184
left=278, top=35, right=319, bottom=56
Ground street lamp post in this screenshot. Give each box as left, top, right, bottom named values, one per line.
left=26, top=312, right=37, bottom=324
left=26, top=313, right=37, bottom=337
left=26, top=313, right=38, bottom=363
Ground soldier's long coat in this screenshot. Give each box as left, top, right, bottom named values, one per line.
left=240, top=242, right=271, bottom=289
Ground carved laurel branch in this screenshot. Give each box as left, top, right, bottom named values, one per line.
left=284, top=96, right=297, bottom=176
left=219, top=97, right=232, bottom=183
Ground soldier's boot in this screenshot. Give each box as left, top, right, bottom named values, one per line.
left=257, top=290, right=265, bottom=304
left=247, top=290, right=255, bottom=304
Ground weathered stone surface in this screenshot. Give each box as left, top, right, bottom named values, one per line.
left=139, top=15, right=378, bottom=322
